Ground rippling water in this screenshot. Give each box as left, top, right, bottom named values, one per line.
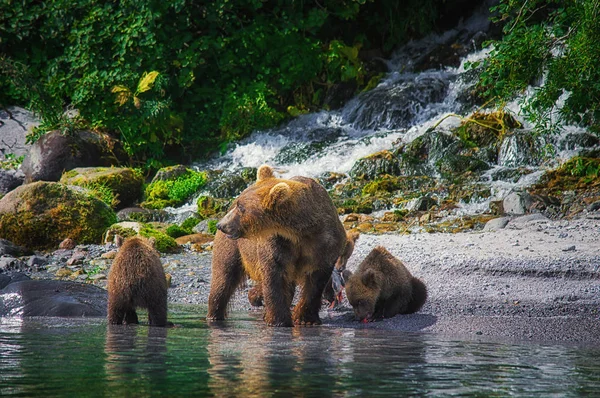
left=1, top=308, right=599, bottom=397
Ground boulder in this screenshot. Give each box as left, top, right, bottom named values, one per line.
left=0, top=181, right=117, bottom=250
left=349, top=150, right=401, bottom=180
left=21, top=130, right=126, bottom=183
left=60, top=167, right=144, bottom=209
left=483, top=216, right=511, bottom=231
left=0, top=169, right=24, bottom=195
left=0, top=106, right=38, bottom=159
left=0, top=279, right=107, bottom=317
left=503, top=191, right=533, bottom=215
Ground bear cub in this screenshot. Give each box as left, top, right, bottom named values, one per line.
left=107, top=237, right=169, bottom=326
left=344, top=246, right=427, bottom=322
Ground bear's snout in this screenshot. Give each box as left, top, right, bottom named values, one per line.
left=216, top=212, right=243, bottom=240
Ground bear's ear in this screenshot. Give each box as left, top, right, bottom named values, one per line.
left=361, top=269, right=378, bottom=288
left=257, top=165, right=275, bottom=182
left=263, top=182, right=292, bottom=209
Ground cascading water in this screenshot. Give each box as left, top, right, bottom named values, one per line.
left=183, top=1, right=596, bottom=222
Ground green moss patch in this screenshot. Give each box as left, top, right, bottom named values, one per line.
left=142, top=168, right=207, bottom=209
left=0, top=182, right=117, bottom=250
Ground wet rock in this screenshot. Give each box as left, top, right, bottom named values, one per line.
left=557, top=132, right=600, bottom=151
left=0, top=106, right=38, bottom=158
left=349, top=150, right=401, bottom=180
left=21, top=130, right=126, bottom=183
left=201, top=168, right=256, bottom=198
left=345, top=75, right=448, bottom=131
left=116, top=207, right=166, bottom=223
left=587, top=201, right=600, bottom=212
left=0, top=279, right=107, bottom=317
left=503, top=191, right=533, bottom=215
left=489, top=167, right=534, bottom=182
left=0, top=272, right=30, bottom=289
left=192, top=219, right=219, bottom=234
left=151, top=165, right=190, bottom=182
left=27, top=255, right=48, bottom=270
left=498, top=130, right=546, bottom=167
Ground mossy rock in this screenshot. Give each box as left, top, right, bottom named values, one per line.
left=196, top=195, right=230, bottom=220
left=139, top=225, right=179, bottom=253
left=60, top=167, right=144, bottom=209
left=202, top=168, right=257, bottom=198
left=142, top=167, right=207, bottom=209
left=349, top=150, right=401, bottom=180
left=0, top=181, right=117, bottom=250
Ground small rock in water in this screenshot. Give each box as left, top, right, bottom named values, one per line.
left=562, top=245, right=576, bottom=252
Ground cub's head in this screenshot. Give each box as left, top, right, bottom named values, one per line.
left=216, top=165, right=294, bottom=240
left=343, top=269, right=381, bottom=322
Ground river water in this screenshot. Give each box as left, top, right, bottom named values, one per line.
left=1, top=308, right=599, bottom=397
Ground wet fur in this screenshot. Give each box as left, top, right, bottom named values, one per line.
left=345, top=246, right=427, bottom=321
left=207, top=165, right=346, bottom=326
left=107, top=237, right=168, bottom=326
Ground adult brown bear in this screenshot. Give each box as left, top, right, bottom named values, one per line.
left=107, top=237, right=169, bottom=326
left=207, top=165, right=347, bottom=326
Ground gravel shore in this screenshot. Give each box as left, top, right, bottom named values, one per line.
left=162, top=213, right=600, bottom=345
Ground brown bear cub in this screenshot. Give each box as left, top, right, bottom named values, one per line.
left=107, top=237, right=169, bottom=326
left=207, top=164, right=347, bottom=327
left=344, top=246, right=427, bottom=322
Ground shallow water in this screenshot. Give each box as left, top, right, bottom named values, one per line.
left=1, top=308, right=599, bottom=397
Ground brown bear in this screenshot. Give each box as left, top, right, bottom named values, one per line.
left=207, top=165, right=347, bottom=326
left=248, top=229, right=359, bottom=308
left=344, top=246, right=427, bottom=322
left=107, top=236, right=169, bottom=326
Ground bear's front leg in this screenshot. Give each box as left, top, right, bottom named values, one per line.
left=293, top=267, right=332, bottom=325
left=261, top=237, right=295, bottom=327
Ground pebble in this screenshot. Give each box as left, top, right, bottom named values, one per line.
left=562, top=245, right=576, bottom=252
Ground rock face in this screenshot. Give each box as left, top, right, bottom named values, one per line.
left=21, top=130, right=126, bottom=183
left=0, top=169, right=25, bottom=195
left=0, top=106, right=38, bottom=159
left=0, top=277, right=107, bottom=317
left=60, top=167, right=144, bottom=209
left=0, top=181, right=117, bottom=250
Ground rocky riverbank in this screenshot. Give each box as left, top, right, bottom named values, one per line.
left=3, top=211, right=598, bottom=345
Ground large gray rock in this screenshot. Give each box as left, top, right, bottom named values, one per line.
left=0, top=278, right=107, bottom=317
left=0, top=169, right=24, bottom=195
left=21, top=130, right=126, bottom=183
left=503, top=191, right=533, bottom=215
left=0, top=106, right=38, bottom=159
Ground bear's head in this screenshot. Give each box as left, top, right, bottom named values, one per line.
left=216, top=165, right=295, bottom=240
left=343, top=268, right=381, bottom=322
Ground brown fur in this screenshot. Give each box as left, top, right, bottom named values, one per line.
left=344, top=246, right=427, bottom=322
left=107, top=237, right=169, bottom=326
left=207, top=165, right=346, bottom=326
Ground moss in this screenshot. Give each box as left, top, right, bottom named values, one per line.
left=142, top=169, right=207, bottom=209
left=166, top=225, right=189, bottom=238
left=0, top=182, right=117, bottom=250
left=196, top=195, right=228, bottom=220
left=453, top=110, right=522, bottom=149
left=140, top=225, right=179, bottom=253
left=60, top=167, right=144, bottom=209
left=181, top=216, right=201, bottom=231
left=207, top=219, right=218, bottom=235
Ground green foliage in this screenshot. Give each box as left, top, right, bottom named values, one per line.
left=207, top=219, right=218, bottom=235
left=0, top=153, right=24, bottom=170
left=0, top=0, right=447, bottom=166
left=166, top=225, right=189, bottom=239
left=561, top=157, right=600, bottom=180
left=181, top=216, right=201, bottom=231
left=85, top=183, right=118, bottom=209
left=471, top=0, right=600, bottom=135
left=143, top=170, right=207, bottom=209
left=140, top=224, right=178, bottom=253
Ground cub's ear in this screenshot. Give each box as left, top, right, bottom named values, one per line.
left=257, top=165, right=274, bottom=182
left=347, top=230, right=360, bottom=244
left=361, top=269, right=378, bottom=288
left=263, top=182, right=292, bottom=209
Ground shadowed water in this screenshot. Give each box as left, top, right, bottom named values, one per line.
left=1, top=308, right=599, bottom=397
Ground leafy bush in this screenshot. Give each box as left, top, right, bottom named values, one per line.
left=1, top=1, right=454, bottom=166
left=470, top=0, right=600, bottom=136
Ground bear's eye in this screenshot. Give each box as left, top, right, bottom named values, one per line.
left=237, top=203, right=246, bottom=213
